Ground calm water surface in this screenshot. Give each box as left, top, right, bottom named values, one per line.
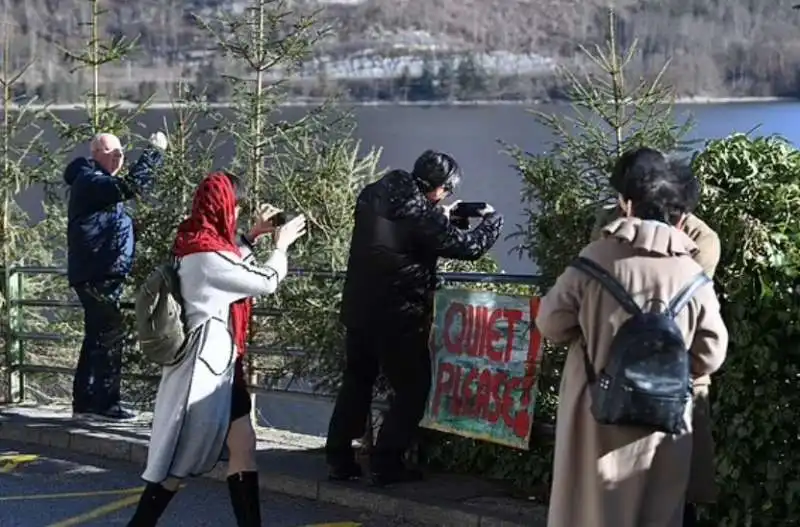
left=15, top=102, right=800, bottom=273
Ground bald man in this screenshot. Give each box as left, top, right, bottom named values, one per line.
left=65, top=131, right=167, bottom=420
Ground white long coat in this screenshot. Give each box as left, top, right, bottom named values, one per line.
left=142, top=240, right=287, bottom=483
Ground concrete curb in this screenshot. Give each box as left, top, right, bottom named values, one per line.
left=0, top=417, right=532, bottom=527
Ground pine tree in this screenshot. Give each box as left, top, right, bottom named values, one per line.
left=195, top=0, right=382, bottom=399
left=0, top=14, right=52, bottom=402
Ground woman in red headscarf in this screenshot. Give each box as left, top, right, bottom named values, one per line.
left=127, top=171, right=306, bottom=526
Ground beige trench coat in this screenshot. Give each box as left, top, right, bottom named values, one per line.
left=538, top=218, right=729, bottom=527
left=592, top=206, right=722, bottom=503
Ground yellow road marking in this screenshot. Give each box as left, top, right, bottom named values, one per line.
left=0, top=454, right=39, bottom=473
left=46, top=493, right=142, bottom=527
left=0, top=486, right=145, bottom=501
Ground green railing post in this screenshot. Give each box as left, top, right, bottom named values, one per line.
left=13, top=272, right=24, bottom=402
left=1, top=268, right=8, bottom=403
left=3, top=270, right=21, bottom=403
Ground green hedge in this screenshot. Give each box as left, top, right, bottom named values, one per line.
left=692, top=134, right=800, bottom=526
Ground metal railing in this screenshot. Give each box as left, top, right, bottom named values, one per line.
left=1, top=265, right=551, bottom=438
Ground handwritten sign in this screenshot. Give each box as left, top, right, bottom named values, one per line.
left=421, top=289, right=543, bottom=450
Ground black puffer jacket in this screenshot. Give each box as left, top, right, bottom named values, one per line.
left=340, top=169, right=504, bottom=334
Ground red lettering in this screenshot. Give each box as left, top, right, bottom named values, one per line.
left=428, top=351, right=536, bottom=440
left=431, top=362, right=455, bottom=417
left=449, top=364, right=463, bottom=416
left=500, top=376, right=519, bottom=429
left=484, top=308, right=504, bottom=362
left=475, top=368, right=492, bottom=419
left=513, top=377, right=535, bottom=439
left=477, top=306, right=493, bottom=357
left=499, top=376, right=533, bottom=439
left=460, top=366, right=479, bottom=417
left=503, top=309, right=524, bottom=362
left=488, top=370, right=507, bottom=424
left=526, top=297, right=543, bottom=376
left=443, top=303, right=467, bottom=355
left=465, top=305, right=478, bottom=356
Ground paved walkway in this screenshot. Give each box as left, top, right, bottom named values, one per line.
left=0, top=404, right=546, bottom=526
left=0, top=440, right=419, bottom=526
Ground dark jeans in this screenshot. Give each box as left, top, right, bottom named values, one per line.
left=325, top=326, right=432, bottom=473
left=72, top=278, right=125, bottom=412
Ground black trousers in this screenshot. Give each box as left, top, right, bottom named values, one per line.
left=72, top=278, right=125, bottom=412
left=326, top=326, right=431, bottom=473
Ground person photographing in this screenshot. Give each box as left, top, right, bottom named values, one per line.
left=127, top=172, right=307, bottom=526
left=325, top=149, right=503, bottom=486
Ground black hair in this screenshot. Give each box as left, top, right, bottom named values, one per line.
left=613, top=147, right=700, bottom=226
left=609, top=147, right=665, bottom=193
left=222, top=171, right=247, bottom=203
left=412, top=150, right=462, bottom=193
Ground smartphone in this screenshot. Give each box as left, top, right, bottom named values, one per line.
left=271, top=212, right=294, bottom=227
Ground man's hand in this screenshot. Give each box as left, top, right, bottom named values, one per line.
left=478, top=203, right=496, bottom=217
left=441, top=200, right=462, bottom=219
left=149, top=132, right=168, bottom=151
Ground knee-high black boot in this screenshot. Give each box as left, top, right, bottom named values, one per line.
left=227, top=471, right=262, bottom=527
left=127, top=483, right=176, bottom=526
left=683, top=502, right=698, bottom=527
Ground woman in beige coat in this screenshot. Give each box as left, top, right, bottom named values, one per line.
left=537, top=148, right=729, bottom=527
left=591, top=150, right=723, bottom=521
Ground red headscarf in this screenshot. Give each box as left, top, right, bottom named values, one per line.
left=173, top=172, right=252, bottom=358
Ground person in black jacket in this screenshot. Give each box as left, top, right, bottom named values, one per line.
left=325, top=150, right=504, bottom=486
left=65, top=131, right=166, bottom=420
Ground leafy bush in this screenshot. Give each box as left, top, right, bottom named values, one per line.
left=692, top=134, right=800, bottom=526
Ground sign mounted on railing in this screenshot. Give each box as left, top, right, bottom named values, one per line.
left=421, top=289, right=543, bottom=450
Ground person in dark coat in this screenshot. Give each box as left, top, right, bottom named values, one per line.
left=325, top=150, right=504, bottom=485
left=65, top=131, right=166, bottom=420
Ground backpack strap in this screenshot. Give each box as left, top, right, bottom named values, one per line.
left=568, top=257, right=642, bottom=385
left=667, top=272, right=711, bottom=318
left=569, top=257, right=642, bottom=316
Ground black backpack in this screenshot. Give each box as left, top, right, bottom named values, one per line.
left=569, top=257, right=711, bottom=434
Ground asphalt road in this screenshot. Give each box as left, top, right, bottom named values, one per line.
left=0, top=441, right=418, bottom=527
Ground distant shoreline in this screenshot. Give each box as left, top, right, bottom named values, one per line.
left=4, top=95, right=796, bottom=111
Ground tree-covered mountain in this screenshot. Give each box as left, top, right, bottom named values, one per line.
left=2, top=0, right=798, bottom=101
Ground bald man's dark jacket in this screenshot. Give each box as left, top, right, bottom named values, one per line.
left=64, top=147, right=163, bottom=286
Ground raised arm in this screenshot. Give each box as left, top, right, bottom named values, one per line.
left=404, top=197, right=503, bottom=261
left=122, top=146, right=163, bottom=197
left=237, top=233, right=257, bottom=264
left=67, top=146, right=164, bottom=211
left=189, top=249, right=289, bottom=303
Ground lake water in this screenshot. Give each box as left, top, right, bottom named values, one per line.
left=15, top=101, right=800, bottom=274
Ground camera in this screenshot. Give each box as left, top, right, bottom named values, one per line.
left=270, top=212, right=296, bottom=227
left=449, top=202, right=487, bottom=230
left=451, top=202, right=487, bottom=218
